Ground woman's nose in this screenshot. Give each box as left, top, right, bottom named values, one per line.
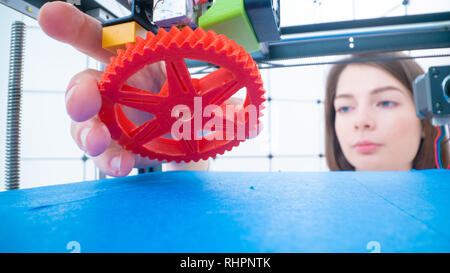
left=354, top=110, right=376, bottom=131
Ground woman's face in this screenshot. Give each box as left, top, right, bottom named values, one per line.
left=334, top=64, right=423, bottom=171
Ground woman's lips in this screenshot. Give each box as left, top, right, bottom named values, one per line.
left=353, top=141, right=381, bottom=154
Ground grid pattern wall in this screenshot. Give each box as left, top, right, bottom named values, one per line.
left=210, top=66, right=328, bottom=172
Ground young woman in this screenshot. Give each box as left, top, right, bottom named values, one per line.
left=324, top=52, right=449, bottom=171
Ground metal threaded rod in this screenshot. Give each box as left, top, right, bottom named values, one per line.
left=5, top=21, right=26, bottom=190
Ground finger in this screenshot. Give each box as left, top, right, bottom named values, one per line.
left=38, top=1, right=114, bottom=63
left=71, top=118, right=111, bottom=157
left=92, top=146, right=135, bottom=177
left=66, top=69, right=103, bottom=122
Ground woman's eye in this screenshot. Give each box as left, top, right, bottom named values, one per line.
left=337, top=106, right=352, bottom=113
left=378, top=101, right=397, bottom=108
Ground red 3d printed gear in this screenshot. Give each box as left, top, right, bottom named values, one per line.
left=98, top=26, right=265, bottom=163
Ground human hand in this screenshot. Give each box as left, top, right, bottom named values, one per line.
left=38, top=2, right=264, bottom=177
left=38, top=2, right=167, bottom=177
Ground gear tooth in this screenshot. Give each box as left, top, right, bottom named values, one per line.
left=115, top=49, right=126, bottom=64
left=135, top=35, right=145, bottom=44
left=116, top=56, right=124, bottom=67
left=158, top=27, right=168, bottom=36
left=254, top=76, right=263, bottom=84
left=157, top=27, right=175, bottom=47
left=123, top=44, right=136, bottom=61
left=125, top=42, right=136, bottom=51
left=194, top=31, right=216, bottom=51
left=235, top=50, right=249, bottom=64
left=116, top=49, right=126, bottom=59
left=114, top=64, right=125, bottom=74
left=103, top=64, right=111, bottom=73
left=242, top=57, right=255, bottom=70
left=191, top=27, right=215, bottom=48
left=107, top=66, right=118, bottom=76
left=100, top=75, right=111, bottom=87
left=172, top=26, right=192, bottom=46
left=210, top=34, right=226, bottom=52
left=146, top=31, right=155, bottom=40
left=247, top=69, right=260, bottom=81
left=105, top=63, right=116, bottom=73
left=100, top=71, right=109, bottom=81
left=181, top=26, right=194, bottom=38
left=225, top=40, right=239, bottom=56
left=152, top=27, right=169, bottom=47
left=186, top=28, right=203, bottom=47
left=104, top=67, right=114, bottom=76
left=134, top=36, right=146, bottom=53
left=168, top=26, right=182, bottom=47
left=169, top=26, right=181, bottom=35
left=124, top=55, right=136, bottom=66
left=122, top=47, right=134, bottom=63
left=202, top=31, right=216, bottom=49
left=252, top=67, right=261, bottom=76
left=144, top=33, right=159, bottom=50
left=194, top=27, right=206, bottom=36
left=159, top=34, right=172, bottom=48
left=205, top=29, right=218, bottom=37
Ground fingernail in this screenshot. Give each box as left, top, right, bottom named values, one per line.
left=65, top=85, right=76, bottom=105
left=110, top=153, right=123, bottom=174
left=101, top=124, right=109, bottom=135
left=80, top=127, right=91, bottom=151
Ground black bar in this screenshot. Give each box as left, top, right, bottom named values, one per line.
left=3, top=253, right=449, bottom=271
left=280, top=11, right=450, bottom=35
left=265, top=28, right=450, bottom=61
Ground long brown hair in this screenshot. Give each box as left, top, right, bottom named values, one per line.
left=324, top=52, right=447, bottom=170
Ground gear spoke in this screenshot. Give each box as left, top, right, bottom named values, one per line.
left=165, top=58, right=197, bottom=97
left=116, top=84, right=165, bottom=114
left=131, top=118, right=170, bottom=146
left=200, top=69, right=244, bottom=106
left=179, top=138, right=200, bottom=155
